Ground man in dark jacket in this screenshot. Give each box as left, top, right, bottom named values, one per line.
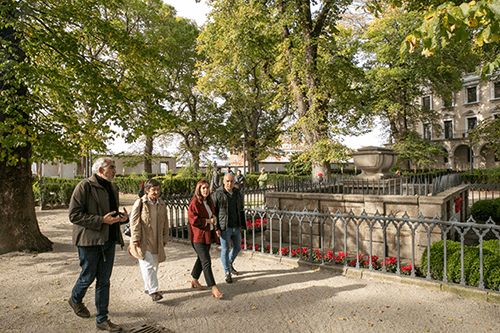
left=210, top=166, right=222, bottom=192
left=68, top=157, right=128, bottom=332
left=212, top=173, right=247, bottom=283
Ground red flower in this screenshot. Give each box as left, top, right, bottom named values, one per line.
left=318, top=173, right=323, bottom=177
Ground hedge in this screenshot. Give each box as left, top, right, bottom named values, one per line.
left=470, top=198, right=500, bottom=223
left=420, top=240, right=500, bottom=290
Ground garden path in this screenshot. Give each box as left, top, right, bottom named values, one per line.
left=0, top=194, right=499, bottom=333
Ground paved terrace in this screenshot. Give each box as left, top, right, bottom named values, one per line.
left=0, top=196, right=499, bottom=333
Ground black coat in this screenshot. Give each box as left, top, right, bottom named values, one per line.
left=211, top=186, right=247, bottom=231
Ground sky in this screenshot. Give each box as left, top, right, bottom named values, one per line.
left=109, top=0, right=385, bottom=154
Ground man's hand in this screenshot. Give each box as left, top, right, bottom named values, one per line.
left=103, top=208, right=129, bottom=224
left=216, top=230, right=221, bottom=237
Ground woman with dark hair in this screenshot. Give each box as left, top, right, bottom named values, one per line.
left=129, top=178, right=169, bottom=302
left=188, top=180, right=223, bottom=299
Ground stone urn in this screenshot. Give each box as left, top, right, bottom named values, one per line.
left=352, top=146, right=398, bottom=180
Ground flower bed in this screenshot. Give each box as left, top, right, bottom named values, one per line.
left=240, top=241, right=414, bottom=275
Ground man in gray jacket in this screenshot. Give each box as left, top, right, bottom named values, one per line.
left=68, top=157, right=128, bottom=332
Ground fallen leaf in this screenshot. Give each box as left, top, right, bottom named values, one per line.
left=330, top=305, right=333, bottom=308
left=213, top=310, right=217, bottom=314
left=378, top=311, right=383, bottom=313
left=338, top=318, right=345, bottom=321
left=289, top=320, right=293, bottom=323
left=368, top=323, right=373, bottom=327
left=191, top=307, right=196, bottom=310
left=252, top=307, right=257, bottom=310
left=307, top=299, right=311, bottom=302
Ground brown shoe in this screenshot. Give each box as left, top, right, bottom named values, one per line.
left=68, top=298, right=90, bottom=318
left=96, top=319, right=122, bottom=332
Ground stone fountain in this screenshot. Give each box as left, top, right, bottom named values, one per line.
left=352, top=146, right=398, bottom=180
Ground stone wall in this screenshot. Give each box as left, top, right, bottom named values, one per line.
left=264, top=185, right=469, bottom=263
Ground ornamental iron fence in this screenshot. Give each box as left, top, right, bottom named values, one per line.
left=272, top=173, right=463, bottom=196
left=165, top=197, right=500, bottom=292
left=467, top=182, right=500, bottom=205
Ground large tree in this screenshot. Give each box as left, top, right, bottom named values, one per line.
left=0, top=0, right=150, bottom=254
left=113, top=0, right=200, bottom=173
left=361, top=5, right=477, bottom=167
left=199, top=0, right=368, bottom=180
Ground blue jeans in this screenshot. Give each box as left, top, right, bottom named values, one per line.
left=220, top=227, right=241, bottom=274
left=71, top=239, right=115, bottom=324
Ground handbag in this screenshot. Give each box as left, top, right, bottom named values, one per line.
left=123, top=199, right=143, bottom=237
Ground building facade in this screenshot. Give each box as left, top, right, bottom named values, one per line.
left=417, top=73, right=500, bottom=170
left=33, top=156, right=177, bottom=178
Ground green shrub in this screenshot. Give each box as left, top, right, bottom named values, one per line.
left=420, top=239, right=500, bottom=290
left=471, top=199, right=500, bottom=222
left=446, top=246, right=480, bottom=284
left=420, top=240, right=461, bottom=280
left=463, top=167, right=500, bottom=184
left=467, top=241, right=500, bottom=290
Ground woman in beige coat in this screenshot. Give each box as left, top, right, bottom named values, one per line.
left=129, top=179, right=169, bottom=302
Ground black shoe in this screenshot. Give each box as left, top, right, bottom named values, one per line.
left=225, top=273, right=233, bottom=283
left=68, top=298, right=90, bottom=318
left=151, top=292, right=163, bottom=302
left=231, top=264, right=239, bottom=275
left=96, top=319, right=122, bottom=332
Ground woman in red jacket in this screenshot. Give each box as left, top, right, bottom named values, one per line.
left=188, top=180, right=223, bottom=299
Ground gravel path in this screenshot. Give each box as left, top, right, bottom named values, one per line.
left=0, top=194, right=499, bottom=333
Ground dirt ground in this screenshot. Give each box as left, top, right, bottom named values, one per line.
left=1, top=194, right=500, bottom=333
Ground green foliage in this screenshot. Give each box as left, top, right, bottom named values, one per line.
left=469, top=118, right=500, bottom=162
left=421, top=240, right=461, bottom=280
left=462, top=167, right=500, bottom=184
left=403, top=0, right=500, bottom=78
left=284, top=153, right=312, bottom=176
left=199, top=0, right=370, bottom=172
left=36, top=177, right=80, bottom=207
left=161, top=176, right=204, bottom=195
left=362, top=6, right=477, bottom=144
left=393, top=131, right=448, bottom=171
left=420, top=240, right=500, bottom=290
left=471, top=198, right=500, bottom=222
left=294, top=140, right=354, bottom=169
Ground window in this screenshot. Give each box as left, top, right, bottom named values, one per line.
left=422, top=96, right=432, bottom=110
left=423, top=123, right=432, bottom=140
left=494, top=82, right=500, bottom=99
left=444, top=120, right=453, bottom=139
left=466, top=86, right=478, bottom=104
left=467, top=117, right=477, bottom=134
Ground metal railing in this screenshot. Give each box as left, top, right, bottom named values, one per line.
left=164, top=185, right=500, bottom=292
left=467, top=182, right=500, bottom=205
left=270, top=173, right=462, bottom=196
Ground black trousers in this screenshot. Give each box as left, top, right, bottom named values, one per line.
left=191, top=242, right=216, bottom=287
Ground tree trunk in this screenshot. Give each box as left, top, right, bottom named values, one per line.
left=0, top=145, right=53, bottom=255
left=144, top=135, right=153, bottom=173
left=246, top=139, right=258, bottom=173
left=0, top=8, right=52, bottom=254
